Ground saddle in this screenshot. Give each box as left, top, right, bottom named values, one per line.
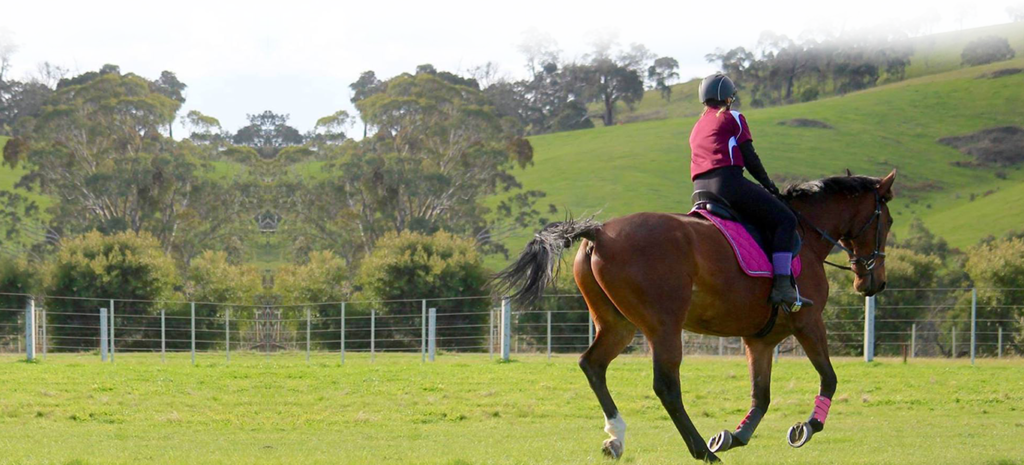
left=689, top=190, right=802, bottom=278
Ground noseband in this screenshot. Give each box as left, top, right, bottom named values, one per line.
left=791, top=191, right=887, bottom=279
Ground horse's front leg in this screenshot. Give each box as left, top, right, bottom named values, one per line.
left=787, top=312, right=838, bottom=448
left=707, top=335, right=779, bottom=454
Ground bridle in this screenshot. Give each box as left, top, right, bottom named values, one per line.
left=790, top=191, right=887, bottom=279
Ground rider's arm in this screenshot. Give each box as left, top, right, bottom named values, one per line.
left=740, top=141, right=781, bottom=197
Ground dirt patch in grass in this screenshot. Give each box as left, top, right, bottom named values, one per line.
left=777, top=118, right=833, bottom=129
left=940, top=126, right=1024, bottom=167
left=976, top=68, right=1022, bottom=79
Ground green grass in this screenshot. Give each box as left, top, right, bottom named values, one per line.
left=490, top=57, right=1024, bottom=268
left=0, top=353, right=1021, bottom=464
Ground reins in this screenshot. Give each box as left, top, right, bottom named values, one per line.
left=785, top=191, right=887, bottom=278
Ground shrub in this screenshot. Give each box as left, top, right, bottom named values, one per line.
left=0, top=258, right=39, bottom=335
left=965, top=238, right=1024, bottom=354
left=45, top=231, right=178, bottom=351
left=356, top=231, right=489, bottom=350
left=276, top=251, right=351, bottom=348
left=961, top=36, right=1016, bottom=67
left=181, top=250, right=264, bottom=350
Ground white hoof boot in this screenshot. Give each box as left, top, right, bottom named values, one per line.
left=602, top=414, right=626, bottom=459
left=602, top=438, right=623, bottom=459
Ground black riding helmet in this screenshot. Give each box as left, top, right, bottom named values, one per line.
left=698, top=73, right=736, bottom=104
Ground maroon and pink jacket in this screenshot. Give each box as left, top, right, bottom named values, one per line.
left=688, top=109, right=753, bottom=180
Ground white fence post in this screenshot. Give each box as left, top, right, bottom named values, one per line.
left=340, top=303, right=346, bottom=364
left=428, top=307, right=436, bottom=362
left=970, top=288, right=977, bottom=365
left=100, top=307, right=109, bottom=362
left=306, top=307, right=311, bottom=363
left=421, top=300, right=427, bottom=363
left=225, top=307, right=231, bottom=364
left=911, top=323, right=916, bottom=358
left=546, top=310, right=552, bottom=360
left=25, top=297, right=35, bottom=362
left=109, top=299, right=115, bottom=363
left=488, top=307, right=494, bottom=360
left=190, top=302, right=196, bottom=365
left=952, top=326, right=957, bottom=358
left=718, top=336, right=724, bottom=356
left=500, top=298, right=511, bottom=361
left=864, top=296, right=876, bottom=362
left=161, top=309, right=166, bottom=363
left=588, top=317, right=594, bottom=346
left=370, top=309, right=376, bottom=363
left=998, top=326, right=1003, bottom=358
left=40, top=306, right=46, bottom=361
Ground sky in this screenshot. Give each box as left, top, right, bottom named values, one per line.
left=1, top=0, right=1019, bottom=137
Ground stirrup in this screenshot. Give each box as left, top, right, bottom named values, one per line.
left=780, top=283, right=813, bottom=314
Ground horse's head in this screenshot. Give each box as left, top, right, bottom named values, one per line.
left=838, top=170, right=896, bottom=297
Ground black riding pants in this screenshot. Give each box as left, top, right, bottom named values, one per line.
left=693, top=166, right=797, bottom=253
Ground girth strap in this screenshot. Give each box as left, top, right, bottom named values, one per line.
left=752, top=305, right=780, bottom=338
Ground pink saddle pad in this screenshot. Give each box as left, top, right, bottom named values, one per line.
left=689, top=209, right=801, bottom=278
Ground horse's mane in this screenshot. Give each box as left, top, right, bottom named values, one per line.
left=782, top=175, right=893, bottom=202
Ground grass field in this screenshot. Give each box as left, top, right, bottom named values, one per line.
left=0, top=353, right=1022, bottom=464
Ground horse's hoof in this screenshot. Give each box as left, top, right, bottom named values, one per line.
left=601, top=438, right=623, bottom=459
left=707, top=430, right=733, bottom=453
left=787, top=422, right=814, bottom=448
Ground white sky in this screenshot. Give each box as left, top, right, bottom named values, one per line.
left=2, top=0, right=1019, bottom=137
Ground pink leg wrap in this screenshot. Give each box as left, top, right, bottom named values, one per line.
left=812, top=395, right=831, bottom=423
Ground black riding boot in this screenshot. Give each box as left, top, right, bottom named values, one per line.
left=770, top=275, right=813, bottom=310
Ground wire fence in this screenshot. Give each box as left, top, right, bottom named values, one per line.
left=0, top=289, right=1021, bottom=361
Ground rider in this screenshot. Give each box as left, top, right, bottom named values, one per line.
left=689, top=73, right=801, bottom=307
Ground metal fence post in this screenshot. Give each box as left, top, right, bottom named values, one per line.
left=190, top=302, right=196, bottom=365
left=500, top=298, right=511, bottom=361
left=546, top=310, right=552, bottom=360
left=680, top=331, right=686, bottom=364
left=340, top=303, right=346, bottom=364
left=25, top=297, right=35, bottom=362
left=911, top=323, right=916, bottom=358
left=864, top=296, right=875, bottom=362
left=225, top=307, right=231, bottom=364
left=428, top=307, right=436, bottom=362
left=588, top=318, right=594, bottom=346
left=421, top=300, right=427, bottom=363
left=161, top=309, right=166, bottom=363
left=998, top=326, right=1003, bottom=358
left=100, top=307, right=109, bottom=362
left=970, top=288, right=977, bottom=365
left=774, top=342, right=780, bottom=363
left=109, top=299, right=115, bottom=363
left=41, top=306, right=46, bottom=361
left=370, top=309, right=376, bottom=363
left=306, top=307, right=311, bottom=363
left=718, top=336, right=724, bottom=356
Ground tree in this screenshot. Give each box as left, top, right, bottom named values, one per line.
left=45, top=231, right=179, bottom=350
left=961, top=36, right=1016, bottom=67
left=308, top=110, right=351, bottom=149
left=647, top=57, right=680, bottom=101
left=349, top=71, right=383, bottom=138
left=150, top=71, right=187, bottom=138
left=275, top=251, right=351, bottom=347
left=180, top=250, right=263, bottom=349
left=921, top=5, right=942, bottom=33
left=965, top=238, right=1024, bottom=354
left=0, top=32, right=15, bottom=83
left=1009, top=4, right=1024, bottom=22
left=355, top=231, right=489, bottom=349
left=950, top=0, right=974, bottom=30
left=585, top=23, right=647, bottom=125
left=0, top=257, right=38, bottom=328
left=232, top=110, right=305, bottom=159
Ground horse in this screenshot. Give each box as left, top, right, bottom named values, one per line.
left=493, top=170, right=896, bottom=463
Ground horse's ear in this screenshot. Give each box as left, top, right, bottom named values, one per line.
left=878, top=169, right=897, bottom=197
left=845, top=168, right=853, bottom=177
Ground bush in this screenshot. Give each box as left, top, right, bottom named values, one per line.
left=276, top=251, right=351, bottom=348
left=356, top=231, right=489, bottom=350
left=961, top=36, right=1016, bottom=67
left=0, top=258, right=39, bottom=335
left=181, top=250, right=264, bottom=350
left=965, top=238, right=1024, bottom=354
left=45, top=231, right=178, bottom=351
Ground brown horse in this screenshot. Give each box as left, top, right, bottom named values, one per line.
left=494, top=170, right=896, bottom=463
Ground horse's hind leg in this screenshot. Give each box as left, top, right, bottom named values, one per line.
left=707, top=335, right=781, bottom=454
left=649, top=328, right=720, bottom=463
left=787, top=313, right=838, bottom=448
left=575, top=244, right=636, bottom=459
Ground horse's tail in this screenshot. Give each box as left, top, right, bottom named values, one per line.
left=492, top=216, right=603, bottom=308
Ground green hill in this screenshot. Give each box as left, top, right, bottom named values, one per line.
left=606, top=22, right=1024, bottom=126
left=493, top=57, right=1024, bottom=266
